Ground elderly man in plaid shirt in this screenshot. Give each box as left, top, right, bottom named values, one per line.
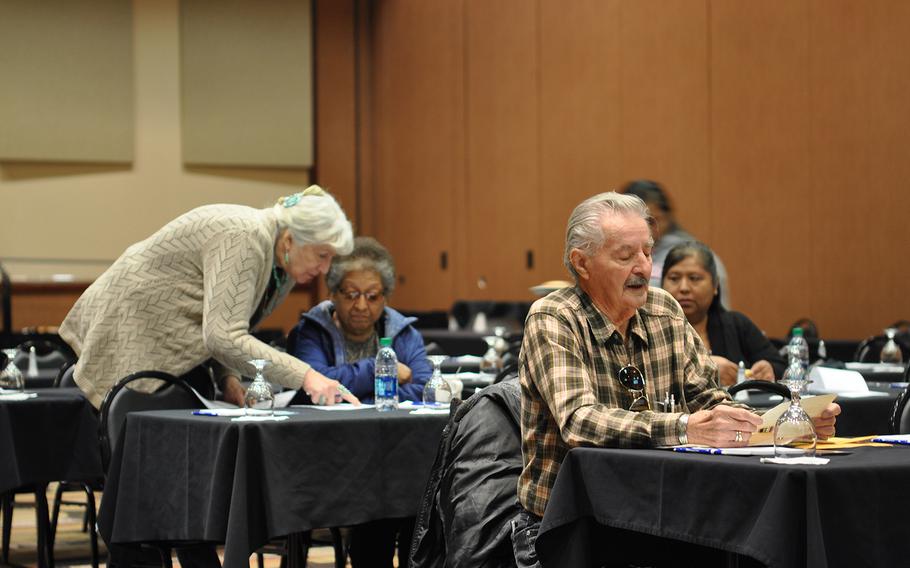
left=511, top=191, right=841, bottom=567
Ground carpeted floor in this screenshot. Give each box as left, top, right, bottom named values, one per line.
left=3, top=485, right=351, bottom=567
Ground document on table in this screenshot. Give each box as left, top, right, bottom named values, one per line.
left=192, top=388, right=298, bottom=410
left=671, top=446, right=806, bottom=456
left=749, top=393, right=837, bottom=446
left=295, top=403, right=375, bottom=411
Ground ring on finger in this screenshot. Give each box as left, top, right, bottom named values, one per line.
left=734, top=430, right=743, bottom=443
left=337, top=384, right=351, bottom=396
left=318, top=394, right=327, bottom=405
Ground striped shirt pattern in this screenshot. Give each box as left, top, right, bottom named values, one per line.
left=517, top=285, right=732, bottom=516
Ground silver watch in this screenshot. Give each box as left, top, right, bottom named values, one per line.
left=677, top=413, right=689, bottom=445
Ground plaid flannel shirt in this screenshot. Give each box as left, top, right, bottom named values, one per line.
left=518, top=285, right=732, bottom=517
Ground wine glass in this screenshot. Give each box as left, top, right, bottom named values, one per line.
left=423, top=355, right=453, bottom=406
left=480, top=337, right=501, bottom=374
left=0, top=349, right=24, bottom=392
left=244, top=359, right=274, bottom=414
left=773, top=358, right=816, bottom=457
left=880, top=328, right=903, bottom=364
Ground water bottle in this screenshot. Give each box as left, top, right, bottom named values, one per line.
left=733, top=361, right=749, bottom=401
left=788, top=327, right=810, bottom=372
left=374, top=337, right=399, bottom=411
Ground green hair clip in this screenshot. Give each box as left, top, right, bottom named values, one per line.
left=281, top=193, right=302, bottom=208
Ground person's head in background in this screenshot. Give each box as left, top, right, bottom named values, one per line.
left=787, top=318, right=819, bottom=340
left=619, top=179, right=677, bottom=240
left=325, top=237, right=396, bottom=342
left=272, top=185, right=355, bottom=284
left=660, top=241, right=722, bottom=327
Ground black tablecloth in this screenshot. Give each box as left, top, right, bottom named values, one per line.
left=98, top=407, right=447, bottom=568
left=0, top=388, right=102, bottom=494
left=537, top=446, right=910, bottom=568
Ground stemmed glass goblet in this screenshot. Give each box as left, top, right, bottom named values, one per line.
left=244, top=359, right=274, bottom=414
left=773, top=357, right=816, bottom=457
left=0, top=349, right=24, bottom=393
left=880, top=328, right=903, bottom=364
left=423, top=355, right=453, bottom=406
left=480, top=337, right=501, bottom=375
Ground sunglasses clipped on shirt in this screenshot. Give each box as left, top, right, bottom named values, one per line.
left=618, top=364, right=651, bottom=412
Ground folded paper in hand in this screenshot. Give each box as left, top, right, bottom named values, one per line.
left=750, top=393, right=837, bottom=446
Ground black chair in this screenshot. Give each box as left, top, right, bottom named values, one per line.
left=99, top=371, right=202, bottom=568
left=727, top=379, right=792, bottom=400
left=890, top=366, right=910, bottom=434
left=12, top=338, right=75, bottom=372
left=410, top=376, right=523, bottom=568
left=398, top=310, right=451, bottom=330
left=853, top=335, right=910, bottom=363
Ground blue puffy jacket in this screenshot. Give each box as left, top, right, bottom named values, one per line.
left=289, top=300, right=430, bottom=402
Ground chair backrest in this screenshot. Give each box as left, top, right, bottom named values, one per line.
left=13, top=338, right=74, bottom=371
left=854, top=335, right=910, bottom=363
left=727, top=379, right=792, bottom=399
left=891, top=365, right=910, bottom=434
left=54, top=360, right=77, bottom=388
left=98, top=370, right=201, bottom=471
left=411, top=376, right=523, bottom=568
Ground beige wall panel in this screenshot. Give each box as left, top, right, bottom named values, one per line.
left=368, top=1, right=465, bottom=310
left=314, top=0, right=357, bottom=218
left=618, top=1, right=711, bottom=244
left=463, top=0, right=540, bottom=301
left=1, top=1, right=309, bottom=289
left=0, top=0, right=133, bottom=162
left=180, top=0, right=314, bottom=167
left=710, top=1, right=812, bottom=337
left=538, top=0, right=622, bottom=283
left=809, top=0, right=910, bottom=339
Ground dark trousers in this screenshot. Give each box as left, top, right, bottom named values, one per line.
left=511, top=509, right=542, bottom=568
left=349, top=517, right=415, bottom=568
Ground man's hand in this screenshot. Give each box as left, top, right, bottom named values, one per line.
left=221, top=375, right=246, bottom=407
left=749, top=360, right=775, bottom=382
left=711, top=356, right=739, bottom=386
left=397, top=362, right=413, bottom=385
left=813, top=402, right=841, bottom=439
left=686, top=405, right=763, bottom=447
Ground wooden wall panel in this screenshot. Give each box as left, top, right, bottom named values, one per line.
left=463, top=0, right=541, bottom=300
left=710, top=0, right=812, bottom=337
left=368, top=1, right=465, bottom=310
left=314, top=0, right=357, bottom=215
left=339, top=0, right=910, bottom=340
left=618, top=1, right=712, bottom=242
left=809, top=0, right=910, bottom=339
left=538, top=0, right=622, bottom=283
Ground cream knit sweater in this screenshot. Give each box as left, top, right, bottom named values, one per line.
left=60, top=204, right=311, bottom=408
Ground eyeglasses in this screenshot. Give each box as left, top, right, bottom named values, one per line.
left=618, top=364, right=651, bottom=412
left=337, top=289, right=385, bottom=304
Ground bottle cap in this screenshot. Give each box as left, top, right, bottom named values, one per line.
left=380, top=337, right=392, bottom=347
left=792, top=327, right=803, bottom=337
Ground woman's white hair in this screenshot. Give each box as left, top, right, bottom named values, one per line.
left=563, top=191, right=652, bottom=282
left=272, top=185, right=354, bottom=255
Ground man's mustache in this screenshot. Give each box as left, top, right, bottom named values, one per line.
left=625, top=276, right=648, bottom=287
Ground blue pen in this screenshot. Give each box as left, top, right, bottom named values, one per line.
left=673, top=447, right=723, bottom=455
left=193, top=409, right=220, bottom=416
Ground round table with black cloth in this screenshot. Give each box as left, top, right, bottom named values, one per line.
left=0, top=388, right=103, bottom=568
left=536, top=445, right=910, bottom=568
left=98, top=407, right=448, bottom=568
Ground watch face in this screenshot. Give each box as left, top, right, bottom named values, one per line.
left=618, top=364, right=645, bottom=390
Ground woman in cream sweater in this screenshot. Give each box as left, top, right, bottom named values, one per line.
left=60, top=185, right=359, bottom=408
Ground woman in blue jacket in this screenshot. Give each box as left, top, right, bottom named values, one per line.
left=289, top=236, right=429, bottom=567
left=290, top=236, right=430, bottom=404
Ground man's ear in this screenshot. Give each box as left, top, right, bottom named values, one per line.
left=570, top=249, right=589, bottom=281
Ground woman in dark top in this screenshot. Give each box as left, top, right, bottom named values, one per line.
left=661, top=241, right=786, bottom=385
